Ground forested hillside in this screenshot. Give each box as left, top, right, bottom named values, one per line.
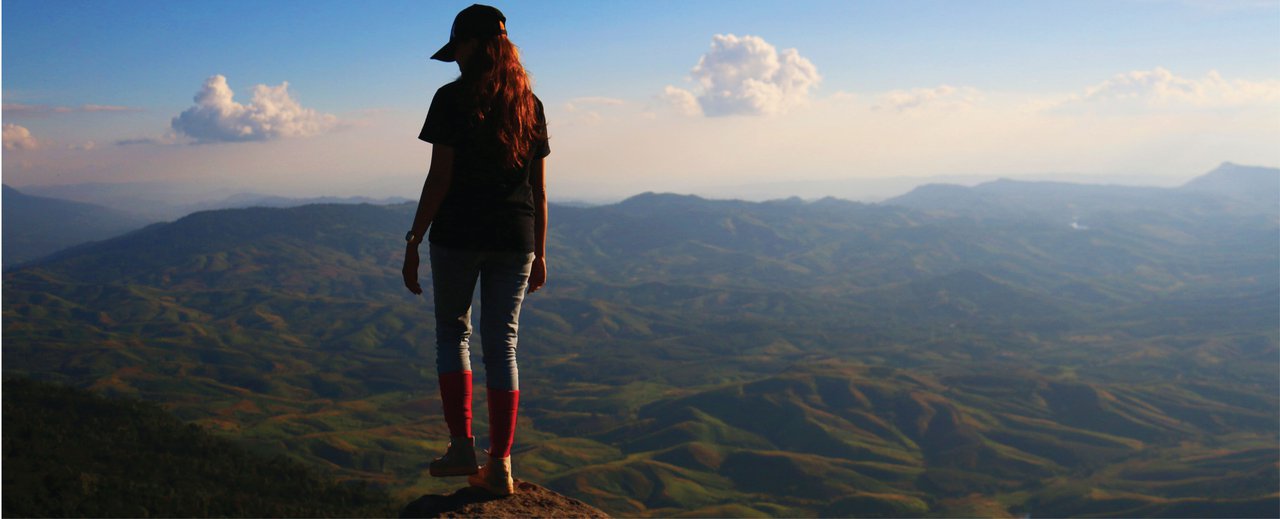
left=2, top=378, right=393, bottom=517
left=4, top=165, right=1277, bottom=516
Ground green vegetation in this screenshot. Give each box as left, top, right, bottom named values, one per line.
left=2, top=377, right=394, bottom=517
left=3, top=166, right=1278, bottom=516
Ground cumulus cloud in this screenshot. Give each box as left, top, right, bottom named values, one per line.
left=665, top=34, right=820, bottom=117
left=170, top=75, right=338, bottom=143
left=1062, top=67, right=1280, bottom=110
left=3, top=103, right=141, bottom=117
left=874, top=85, right=981, bottom=113
left=3, top=123, right=40, bottom=150
left=661, top=86, right=702, bottom=116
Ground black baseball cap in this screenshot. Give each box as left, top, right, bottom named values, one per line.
left=431, top=4, right=507, bottom=62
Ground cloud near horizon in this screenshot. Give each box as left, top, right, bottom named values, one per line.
left=1060, top=67, right=1280, bottom=111
left=874, top=85, right=982, bottom=113
left=170, top=75, right=339, bottom=143
left=3, top=124, right=40, bottom=150
left=563, top=96, right=631, bottom=126
left=665, top=34, right=821, bottom=117
left=547, top=63, right=1279, bottom=201
left=3, top=103, right=142, bottom=117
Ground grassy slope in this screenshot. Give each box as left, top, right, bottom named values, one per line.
left=3, top=182, right=1278, bottom=516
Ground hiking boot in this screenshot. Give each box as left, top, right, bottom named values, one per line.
left=428, top=436, right=478, bottom=477
left=468, top=455, right=514, bottom=496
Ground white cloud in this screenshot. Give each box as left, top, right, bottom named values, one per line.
left=3, top=103, right=142, bottom=117
left=661, top=86, right=702, bottom=116
left=80, top=104, right=138, bottom=112
left=665, top=34, right=820, bottom=117
left=874, top=85, right=981, bottom=113
left=1062, top=67, right=1280, bottom=110
left=114, top=130, right=180, bottom=147
left=3, top=123, right=40, bottom=150
left=171, top=75, right=339, bottom=143
left=546, top=63, right=1280, bottom=201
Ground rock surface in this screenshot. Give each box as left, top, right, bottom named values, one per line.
left=400, top=480, right=609, bottom=519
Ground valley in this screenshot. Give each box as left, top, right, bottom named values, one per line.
left=4, top=163, right=1277, bottom=517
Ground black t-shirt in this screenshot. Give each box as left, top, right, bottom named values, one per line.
left=418, top=80, right=550, bottom=252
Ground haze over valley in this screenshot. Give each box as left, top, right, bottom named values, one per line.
left=5, top=163, right=1276, bottom=517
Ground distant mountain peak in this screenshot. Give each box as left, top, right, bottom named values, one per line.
left=618, top=192, right=708, bottom=205
left=1203, top=161, right=1275, bottom=175
left=885, top=162, right=1279, bottom=218
left=3, top=184, right=151, bottom=267
left=1180, top=162, right=1280, bottom=200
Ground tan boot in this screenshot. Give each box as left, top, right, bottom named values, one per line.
left=468, top=455, right=514, bottom=496
left=428, top=436, right=478, bottom=477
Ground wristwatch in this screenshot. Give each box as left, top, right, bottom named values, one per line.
left=405, top=231, right=422, bottom=244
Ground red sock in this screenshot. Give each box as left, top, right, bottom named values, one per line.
left=438, top=371, right=472, bottom=438
left=486, top=388, right=519, bottom=458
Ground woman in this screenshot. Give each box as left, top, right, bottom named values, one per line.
left=402, top=4, right=549, bottom=497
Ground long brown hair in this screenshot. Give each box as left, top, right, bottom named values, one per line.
left=459, top=35, right=543, bottom=169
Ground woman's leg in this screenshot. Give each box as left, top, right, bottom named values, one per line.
left=430, top=243, right=483, bottom=439
left=478, top=251, right=533, bottom=393
left=469, top=250, right=533, bottom=494
left=478, top=251, right=533, bottom=456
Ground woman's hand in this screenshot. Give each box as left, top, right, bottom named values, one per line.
left=528, top=256, right=547, bottom=294
left=403, top=244, right=423, bottom=295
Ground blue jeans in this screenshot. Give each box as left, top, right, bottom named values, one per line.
left=430, top=243, right=534, bottom=391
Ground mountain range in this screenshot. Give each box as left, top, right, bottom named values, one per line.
left=18, top=181, right=412, bottom=221
left=3, top=163, right=1277, bottom=516
left=887, top=162, right=1279, bottom=220
left=2, top=185, right=150, bottom=266
left=2, top=183, right=410, bottom=269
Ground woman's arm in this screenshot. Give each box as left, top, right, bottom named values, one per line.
left=403, top=144, right=456, bottom=295
left=528, top=157, right=548, bottom=293
left=409, top=144, right=456, bottom=241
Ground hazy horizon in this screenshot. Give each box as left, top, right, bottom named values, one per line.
left=6, top=162, right=1257, bottom=208
left=4, top=1, right=1278, bottom=202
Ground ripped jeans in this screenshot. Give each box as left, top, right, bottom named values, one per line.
left=430, top=243, right=534, bottom=391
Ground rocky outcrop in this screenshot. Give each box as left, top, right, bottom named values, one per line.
left=400, top=481, right=609, bottom=519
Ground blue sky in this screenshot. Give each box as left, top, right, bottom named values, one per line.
left=4, top=0, right=1279, bottom=200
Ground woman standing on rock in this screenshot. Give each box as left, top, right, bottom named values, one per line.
left=402, top=4, right=549, bottom=497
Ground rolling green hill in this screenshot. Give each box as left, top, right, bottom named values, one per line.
left=4, top=165, right=1277, bottom=516
left=2, top=377, right=393, bottom=517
